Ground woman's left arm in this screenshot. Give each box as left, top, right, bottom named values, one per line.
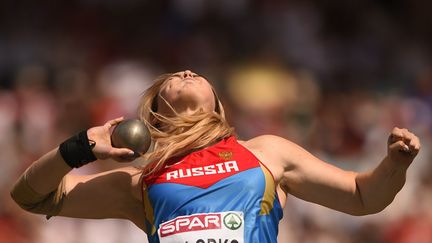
left=252, top=127, right=420, bottom=215
left=354, top=127, right=420, bottom=214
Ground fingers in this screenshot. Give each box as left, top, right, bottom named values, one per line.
left=108, top=147, right=140, bottom=163
left=389, top=140, right=410, bottom=153
left=389, top=127, right=421, bottom=156
left=388, top=127, right=404, bottom=144
left=105, top=117, right=125, bottom=129
left=407, top=134, right=421, bottom=152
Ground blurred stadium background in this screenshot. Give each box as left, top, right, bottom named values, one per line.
left=1, top=0, right=432, bottom=242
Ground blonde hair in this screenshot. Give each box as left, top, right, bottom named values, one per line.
left=138, top=73, right=235, bottom=175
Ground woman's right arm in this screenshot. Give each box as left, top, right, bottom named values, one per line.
left=10, top=117, right=146, bottom=229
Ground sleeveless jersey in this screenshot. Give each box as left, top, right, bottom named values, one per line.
left=141, top=136, right=283, bottom=243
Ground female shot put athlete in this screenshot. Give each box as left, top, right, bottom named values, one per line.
left=11, top=70, right=421, bottom=243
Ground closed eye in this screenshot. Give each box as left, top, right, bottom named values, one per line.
left=168, top=73, right=202, bottom=80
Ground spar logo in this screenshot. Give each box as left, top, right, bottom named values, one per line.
left=158, top=212, right=244, bottom=243
left=159, top=213, right=221, bottom=237
left=223, top=213, right=242, bottom=230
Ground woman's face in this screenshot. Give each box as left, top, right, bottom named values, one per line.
left=156, top=70, right=216, bottom=116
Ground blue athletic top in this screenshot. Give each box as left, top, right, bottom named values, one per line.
left=141, top=136, right=283, bottom=243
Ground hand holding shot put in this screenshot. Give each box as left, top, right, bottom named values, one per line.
left=110, top=118, right=151, bottom=157
left=10, top=70, right=422, bottom=243
left=87, top=117, right=136, bottom=163
left=87, top=117, right=151, bottom=163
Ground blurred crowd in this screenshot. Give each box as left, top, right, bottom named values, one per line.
left=1, top=0, right=432, bottom=242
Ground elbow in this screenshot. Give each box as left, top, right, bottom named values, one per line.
left=348, top=197, right=393, bottom=216
left=10, top=174, right=66, bottom=217
left=10, top=187, right=21, bottom=208
left=10, top=175, right=44, bottom=213
left=352, top=177, right=394, bottom=216
left=362, top=199, right=394, bottom=215
left=10, top=189, right=35, bottom=212
left=348, top=205, right=387, bottom=216
left=349, top=186, right=393, bottom=216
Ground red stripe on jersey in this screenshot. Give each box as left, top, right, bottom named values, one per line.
left=144, top=137, right=259, bottom=189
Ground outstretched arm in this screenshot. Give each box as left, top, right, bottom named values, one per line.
left=248, top=127, right=420, bottom=215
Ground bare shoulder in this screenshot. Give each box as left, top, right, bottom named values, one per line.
left=125, top=166, right=145, bottom=200
left=117, top=165, right=143, bottom=175
left=104, top=166, right=143, bottom=182
left=92, top=166, right=143, bottom=201
left=110, top=166, right=145, bottom=227
left=240, top=134, right=299, bottom=159
left=240, top=134, right=291, bottom=149
left=238, top=135, right=300, bottom=180
left=55, top=165, right=145, bottom=226
left=240, top=135, right=310, bottom=170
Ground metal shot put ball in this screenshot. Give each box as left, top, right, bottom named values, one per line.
left=111, top=119, right=151, bottom=154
